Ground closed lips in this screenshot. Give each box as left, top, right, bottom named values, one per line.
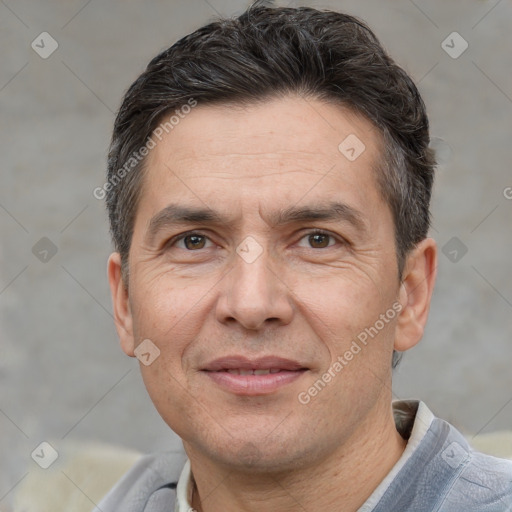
left=220, top=369, right=296, bottom=375
left=202, top=356, right=307, bottom=372
left=202, top=357, right=308, bottom=395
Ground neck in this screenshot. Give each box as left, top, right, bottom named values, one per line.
left=186, top=402, right=406, bottom=512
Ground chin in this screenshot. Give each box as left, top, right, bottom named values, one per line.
left=190, top=426, right=324, bottom=475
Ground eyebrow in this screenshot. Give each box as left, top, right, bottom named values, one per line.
left=145, top=201, right=367, bottom=244
left=268, top=202, right=367, bottom=232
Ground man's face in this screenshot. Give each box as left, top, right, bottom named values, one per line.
left=115, top=96, right=407, bottom=470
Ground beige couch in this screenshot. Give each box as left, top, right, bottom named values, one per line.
left=12, top=442, right=142, bottom=512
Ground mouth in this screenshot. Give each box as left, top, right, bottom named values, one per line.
left=201, top=356, right=309, bottom=395
left=218, top=368, right=289, bottom=375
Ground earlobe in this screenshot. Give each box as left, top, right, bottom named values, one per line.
left=107, top=252, right=135, bottom=357
left=394, top=238, right=437, bottom=352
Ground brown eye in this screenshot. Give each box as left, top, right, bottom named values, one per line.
left=183, top=234, right=207, bottom=250
left=167, top=231, right=214, bottom=252
left=308, top=233, right=331, bottom=248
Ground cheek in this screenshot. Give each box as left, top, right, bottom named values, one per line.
left=291, top=271, right=381, bottom=335
left=139, top=361, right=195, bottom=436
left=131, top=274, right=205, bottom=334
left=129, top=278, right=212, bottom=385
left=290, top=270, right=397, bottom=378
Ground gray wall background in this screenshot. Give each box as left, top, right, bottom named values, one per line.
left=1, top=0, right=511, bottom=507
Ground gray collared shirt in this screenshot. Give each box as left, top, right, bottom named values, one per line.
left=94, top=400, right=512, bottom=511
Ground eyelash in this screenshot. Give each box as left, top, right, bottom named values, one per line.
left=167, top=229, right=343, bottom=250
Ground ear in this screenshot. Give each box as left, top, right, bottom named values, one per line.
left=107, top=252, right=135, bottom=357
left=394, top=238, right=437, bottom=352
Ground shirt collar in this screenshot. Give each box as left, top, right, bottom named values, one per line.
left=358, top=400, right=435, bottom=511
left=175, top=458, right=193, bottom=512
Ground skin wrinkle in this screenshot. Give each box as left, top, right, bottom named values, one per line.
left=108, top=95, right=437, bottom=512
left=142, top=201, right=370, bottom=252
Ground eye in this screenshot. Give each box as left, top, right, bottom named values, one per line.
left=166, top=229, right=342, bottom=252
left=171, top=232, right=214, bottom=251
left=297, top=230, right=339, bottom=249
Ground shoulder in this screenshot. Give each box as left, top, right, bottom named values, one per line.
left=436, top=419, right=512, bottom=511
left=375, top=403, right=512, bottom=512
left=93, top=450, right=187, bottom=512
left=447, top=449, right=512, bottom=509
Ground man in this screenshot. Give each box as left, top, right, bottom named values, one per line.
left=98, top=2, right=512, bottom=511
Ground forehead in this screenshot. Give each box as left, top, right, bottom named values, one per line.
left=139, top=95, right=387, bottom=222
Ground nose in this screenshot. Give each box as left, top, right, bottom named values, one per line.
left=215, top=243, right=294, bottom=331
